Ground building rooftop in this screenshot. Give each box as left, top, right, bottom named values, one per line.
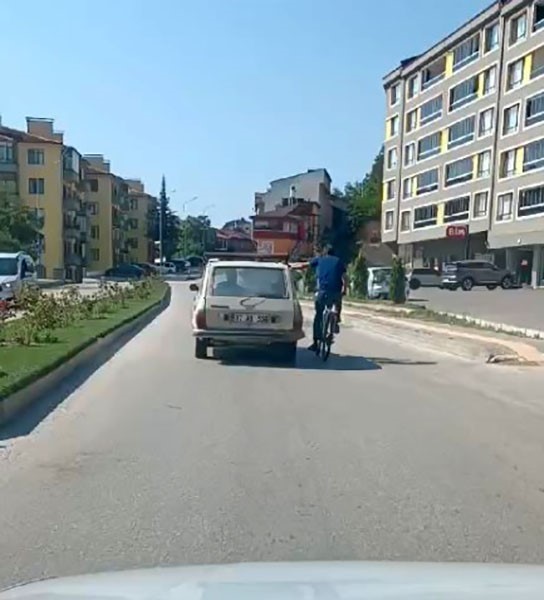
left=0, top=125, right=62, bottom=145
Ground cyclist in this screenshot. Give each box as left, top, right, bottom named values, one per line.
left=292, top=245, right=347, bottom=352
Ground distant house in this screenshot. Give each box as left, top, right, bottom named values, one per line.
left=254, top=169, right=335, bottom=234
left=251, top=201, right=319, bottom=259
left=222, top=218, right=252, bottom=236
left=214, top=228, right=256, bottom=253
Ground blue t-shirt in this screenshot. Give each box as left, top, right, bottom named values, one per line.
left=310, top=255, right=346, bottom=293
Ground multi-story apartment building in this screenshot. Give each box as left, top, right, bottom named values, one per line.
left=0, top=117, right=88, bottom=280
left=125, top=179, right=156, bottom=264
left=84, top=154, right=131, bottom=273
left=382, top=0, right=544, bottom=287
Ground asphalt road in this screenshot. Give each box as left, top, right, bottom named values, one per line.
left=2, top=282, right=544, bottom=588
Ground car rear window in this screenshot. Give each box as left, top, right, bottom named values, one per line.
left=210, top=266, right=288, bottom=299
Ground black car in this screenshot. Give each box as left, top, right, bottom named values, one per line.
left=104, top=264, right=145, bottom=280
left=134, top=262, right=158, bottom=276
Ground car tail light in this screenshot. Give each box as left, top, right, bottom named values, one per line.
left=195, top=306, right=207, bottom=329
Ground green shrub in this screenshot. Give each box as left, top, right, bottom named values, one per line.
left=348, top=251, right=368, bottom=298
left=389, top=256, right=406, bottom=304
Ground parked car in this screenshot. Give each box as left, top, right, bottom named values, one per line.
left=367, top=267, right=410, bottom=300
left=408, top=267, right=442, bottom=290
left=103, top=264, right=145, bottom=280
left=0, top=251, right=38, bottom=301
left=190, top=259, right=304, bottom=361
left=441, top=260, right=515, bottom=291
left=154, top=261, right=177, bottom=275
left=134, top=262, right=158, bottom=276
left=171, top=259, right=190, bottom=273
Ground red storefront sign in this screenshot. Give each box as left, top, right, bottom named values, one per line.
left=446, top=224, right=468, bottom=239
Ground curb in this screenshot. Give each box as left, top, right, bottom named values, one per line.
left=299, top=300, right=543, bottom=364
left=0, top=286, right=171, bottom=427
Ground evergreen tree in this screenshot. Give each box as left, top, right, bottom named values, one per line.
left=389, top=255, right=406, bottom=304
left=154, top=176, right=181, bottom=260
left=348, top=250, right=368, bottom=298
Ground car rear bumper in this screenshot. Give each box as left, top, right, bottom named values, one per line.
left=193, top=327, right=305, bottom=346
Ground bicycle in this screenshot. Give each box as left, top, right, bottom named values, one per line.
left=316, top=299, right=338, bottom=362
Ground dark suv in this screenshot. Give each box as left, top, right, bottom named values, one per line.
left=441, top=260, right=515, bottom=291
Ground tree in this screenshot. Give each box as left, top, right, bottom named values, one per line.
left=389, top=255, right=406, bottom=304
left=180, top=215, right=212, bottom=256
left=341, top=146, right=384, bottom=228
left=0, top=192, right=41, bottom=256
left=348, top=250, right=368, bottom=298
left=153, top=176, right=181, bottom=260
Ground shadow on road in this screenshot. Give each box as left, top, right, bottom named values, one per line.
left=216, top=349, right=437, bottom=371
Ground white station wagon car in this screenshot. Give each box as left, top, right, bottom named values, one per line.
left=190, top=259, right=304, bottom=362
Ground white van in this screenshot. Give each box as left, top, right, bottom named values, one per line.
left=367, top=266, right=410, bottom=300
left=0, top=252, right=38, bottom=300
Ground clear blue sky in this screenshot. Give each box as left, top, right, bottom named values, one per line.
left=2, top=0, right=489, bottom=226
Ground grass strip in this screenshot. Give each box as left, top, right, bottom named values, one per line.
left=0, top=281, right=168, bottom=398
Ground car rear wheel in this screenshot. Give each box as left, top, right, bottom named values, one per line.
left=461, top=277, right=474, bottom=291
left=409, top=278, right=421, bottom=290
left=501, top=275, right=513, bottom=290
left=195, top=338, right=208, bottom=359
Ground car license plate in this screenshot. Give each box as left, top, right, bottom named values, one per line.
left=229, top=313, right=271, bottom=324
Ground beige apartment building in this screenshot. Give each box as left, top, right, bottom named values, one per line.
left=0, top=117, right=88, bottom=280
left=382, top=0, right=544, bottom=287
left=125, top=179, right=156, bottom=265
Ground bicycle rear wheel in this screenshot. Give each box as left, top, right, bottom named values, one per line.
left=320, top=310, right=334, bottom=362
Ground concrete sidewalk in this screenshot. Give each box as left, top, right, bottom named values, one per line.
left=408, top=287, right=544, bottom=336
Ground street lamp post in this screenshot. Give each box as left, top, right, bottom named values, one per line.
left=182, top=196, right=198, bottom=257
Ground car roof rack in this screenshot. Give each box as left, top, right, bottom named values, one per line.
left=204, top=252, right=290, bottom=263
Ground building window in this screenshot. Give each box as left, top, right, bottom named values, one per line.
left=90, top=248, right=100, bottom=262
left=129, top=217, right=139, bottom=229
left=28, top=178, right=45, bottom=194
left=453, top=33, right=480, bottom=71
left=129, top=197, right=139, bottom=210
left=421, top=57, right=446, bottom=90
left=0, top=143, right=14, bottom=163
left=91, top=225, right=100, bottom=240
left=385, top=180, right=396, bottom=200
left=479, top=108, right=494, bottom=137
left=89, top=178, right=99, bottom=192
left=386, top=147, right=398, bottom=169
left=404, top=143, right=415, bottom=166
left=384, top=210, right=394, bottom=231
left=448, top=115, right=475, bottom=149
left=27, top=149, right=45, bottom=165
left=484, top=22, right=500, bottom=52
left=416, top=168, right=439, bottom=195
left=400, top=210, right=411, bottom=232
left=414, top=204, right=438, bottom=229
left=390, top=83, right=400, bottom=106
left=503, top=104, right=520, bottom=134
left=406, top=110, right=418, bottom=132
left=530, top=46, right=544, bottom=80
left=500, top=150, right=517, bottom=177
left=482, top=65, right=497, bottom=95
left=518, top=185, right=544, bottom=217
left=477, top=150, right=492, bottom=178
left=523, top=138, right=544, bottom=172
left=389, top=115, right=399, bottom=137
left=526, top=91, right=544, bottom=126
left=88, top=202, right=98, bottom=215
left=444, top=196, right=470, bottom=223
left=507, top=59, right=524, bottom=90
left=473, top=191, right=489, bottom=218
left=510, top=12, right=527, bottom=45
left=420, top=95, right=442, bottom=125
left=407, top=75, right=419, bottom=99
left=535, top=2, right=544, bottom=31
left=128, top=237, right=139, bottom=249
left=402, top=177, right=412, bottom=199
left=496, top=193, right=513, bottom=221
left=449, top=76, right=478, bottom=110
left=417, top=132, right=441, bottom=160
left=445, top=157, right=473, bottom=186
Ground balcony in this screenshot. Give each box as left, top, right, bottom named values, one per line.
left=421, top=57, right=446, bottom=91
left=531, top=47, right=544, bottom=80
left=0, top=159, right=17, bottom=174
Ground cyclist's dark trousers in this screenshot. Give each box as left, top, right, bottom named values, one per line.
left=313, top=290, right=342, bottom=342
